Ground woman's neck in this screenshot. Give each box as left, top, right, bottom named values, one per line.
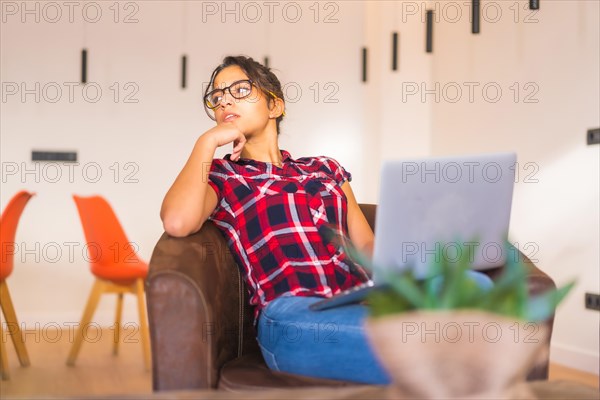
left=240, top=130, right=282, bottom=165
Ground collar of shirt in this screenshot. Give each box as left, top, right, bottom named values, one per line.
left=225, top=149, right=294, bottom=169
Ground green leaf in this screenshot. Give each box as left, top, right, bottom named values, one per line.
left=438, top=240, right=474, bottom=309
left=526, top=281, right=576, bottom=321
left=384, top=271, right=425, bottom=308
left=478, top=258, right=528, bottom=314
left=368, top=290, right=411, bottom=317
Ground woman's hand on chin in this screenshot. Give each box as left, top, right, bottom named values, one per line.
left=202, top=124, right=247, bottom=161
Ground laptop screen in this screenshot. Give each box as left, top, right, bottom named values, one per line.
left=372, top=152, right=516, bottom=280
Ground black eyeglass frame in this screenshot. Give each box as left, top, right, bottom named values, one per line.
left=203, top=79, right=282, bottom=121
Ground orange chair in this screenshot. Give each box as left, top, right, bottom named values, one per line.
left=0, top=191, right=34, bottom=380
left=67, top=195, right=150, bottom=370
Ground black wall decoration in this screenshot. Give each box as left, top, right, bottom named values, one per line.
left=81, top=49, right=87, bottom=84
left=181, top=55, right=187, bottom=89
left=362, top=47, right=368, bottom=82
left=530, top=0, right=540, bottom=10
left=264, top=56, right=270, bottom=68
left=426, top=10, right=433, bottom=53
left=472, top=0, right=480, bottom=34
left=392, top=32, right=399, bottom=71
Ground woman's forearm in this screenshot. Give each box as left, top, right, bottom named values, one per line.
left=160, top=134, right=218, bottom=237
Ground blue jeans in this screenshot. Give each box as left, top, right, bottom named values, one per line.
left=256, top=270, right=494, bottom=384
left=257, top=295, right=392, bottom=384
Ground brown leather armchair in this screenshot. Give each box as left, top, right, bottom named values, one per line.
left=146, top=204, right=556, bottom=392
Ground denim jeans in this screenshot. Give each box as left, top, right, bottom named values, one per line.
left=257, top=295, right=392, bottom=384
left=256, top=270, right=494, bottom=384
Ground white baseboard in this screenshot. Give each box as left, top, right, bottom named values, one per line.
left=551, top=342, right=600, bottom=375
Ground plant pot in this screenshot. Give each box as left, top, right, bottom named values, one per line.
left=365, top=310, right=549, bottom=399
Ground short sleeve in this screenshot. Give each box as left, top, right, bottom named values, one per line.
left=326, top=157, right=352, bottom=187
left=207, top=159, right=226, bottom=204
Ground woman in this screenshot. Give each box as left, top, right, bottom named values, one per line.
left=161, top=55, right=491, bottom=384
left=161, top=55, right=391, bottom=384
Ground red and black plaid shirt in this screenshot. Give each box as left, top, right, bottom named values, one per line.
left=207, top=150, right=369, bottom=320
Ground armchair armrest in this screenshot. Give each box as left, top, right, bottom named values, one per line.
left=146, top=222, right=244, bottom=391
left=483, top=247, right=556, bottom=380
left=519, top=252, right=556, bottom=380
left=483, top=246, right=557, bottom=296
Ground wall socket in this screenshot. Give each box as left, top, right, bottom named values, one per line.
left=584, top=293, right=600, bottom=311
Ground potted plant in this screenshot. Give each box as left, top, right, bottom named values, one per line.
left=326, top=229, right=575, bottom=399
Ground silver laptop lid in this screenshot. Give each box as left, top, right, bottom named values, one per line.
left=372, top=152, right=517, bottom=280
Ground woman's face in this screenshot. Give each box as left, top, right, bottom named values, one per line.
left=212, top=65, right=273, bottom=136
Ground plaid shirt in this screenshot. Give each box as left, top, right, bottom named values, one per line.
left=207, top=150, right=370, bottom=320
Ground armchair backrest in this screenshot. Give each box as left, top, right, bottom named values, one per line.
left=359, top=204, right=377, bottom=232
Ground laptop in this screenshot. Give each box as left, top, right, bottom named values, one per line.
left=309, top=152, right=517, bottom=311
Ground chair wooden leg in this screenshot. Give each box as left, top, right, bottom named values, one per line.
left=113, top=293, right=123, bottom=355
left=0, top=280, right=30, bottom=367
left=67, top=279, right=104, bottom=366
left=0, top=320, right=9, bottom=380
left=135, top=278, right=151, bottom=371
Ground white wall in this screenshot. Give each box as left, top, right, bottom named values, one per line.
left=1, top=0, right=598, bottom=375
left=430, top=1, right=600, bottom=374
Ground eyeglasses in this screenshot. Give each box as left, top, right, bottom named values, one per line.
left=203, top=79, right=284, bottom=120
left=204, top=79, right=255, bottom=110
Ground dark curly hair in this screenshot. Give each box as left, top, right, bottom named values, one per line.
left=204, top=55, right=285, bottom=135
